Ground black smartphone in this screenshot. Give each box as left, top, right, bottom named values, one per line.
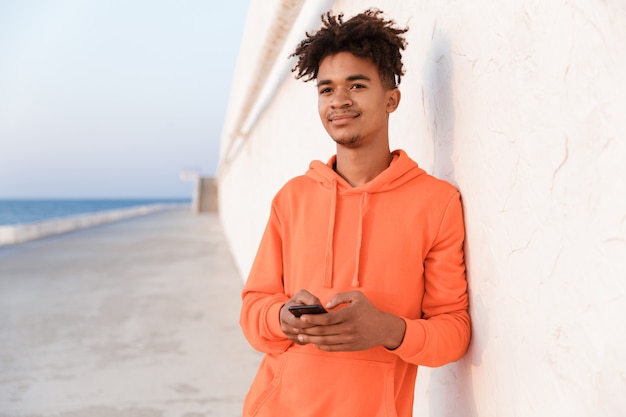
left=288, top=304, right=327, bottom=317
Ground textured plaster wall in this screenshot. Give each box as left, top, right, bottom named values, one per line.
left=218, top=1, right=626, bottom=416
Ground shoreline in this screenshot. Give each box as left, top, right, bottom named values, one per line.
left=0, top=203, right=187, bottom=246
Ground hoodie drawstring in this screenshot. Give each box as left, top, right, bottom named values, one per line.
left=323, top=182, right=370, bottom=288
left=323, top=179, right=337, bottom=288
left=352, top=192, right=370, bottom=287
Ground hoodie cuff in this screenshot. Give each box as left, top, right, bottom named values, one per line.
left=266, top=299, right=288, bottom=340
left=389, top=317, right=427, bottom=360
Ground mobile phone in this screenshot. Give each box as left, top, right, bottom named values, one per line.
left=288, top=304, right=327, bottom=317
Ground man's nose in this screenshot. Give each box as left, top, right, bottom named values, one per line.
left=331, top=87, right=351, bottom=108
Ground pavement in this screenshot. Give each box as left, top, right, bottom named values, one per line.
left=0, top=208, right=263, bottom=417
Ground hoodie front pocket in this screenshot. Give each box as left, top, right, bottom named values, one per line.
left=251, top=350, right=399, bottom=417
left=244, top=354, right=286, bottom=417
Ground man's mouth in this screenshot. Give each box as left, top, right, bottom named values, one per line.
left=328, top=112, right=359, bottom=125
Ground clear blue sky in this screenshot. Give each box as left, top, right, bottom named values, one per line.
left=0, top=0, right=250, bottom=199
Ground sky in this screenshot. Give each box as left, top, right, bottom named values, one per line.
left=0, top=0, right=250, bottom=199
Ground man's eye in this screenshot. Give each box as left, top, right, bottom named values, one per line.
left=319, top=88, right=332, bottom=94
left=352, top=84, right=365, bottom=89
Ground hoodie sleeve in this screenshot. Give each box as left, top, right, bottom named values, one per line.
left=240, top=202, right=293, bottom=354
left=392, top=192, right=471, bottom=367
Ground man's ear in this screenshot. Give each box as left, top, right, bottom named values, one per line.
left=386, top=88, right=401, bottom=113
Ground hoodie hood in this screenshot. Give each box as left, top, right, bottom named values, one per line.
left=304, top=149, right=425, bottom=288
left=305, top=149, right=423, bottom=194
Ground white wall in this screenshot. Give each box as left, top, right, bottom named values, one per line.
left=218, top=1, right=626, bottom=416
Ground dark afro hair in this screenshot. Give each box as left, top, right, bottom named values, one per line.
left=290, top=8, right=408, bottom=89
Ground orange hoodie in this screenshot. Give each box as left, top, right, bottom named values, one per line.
left=240, top=149, right=470, bottom=417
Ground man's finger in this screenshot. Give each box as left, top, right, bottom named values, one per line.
left=325, top=290, right=361, bottom=309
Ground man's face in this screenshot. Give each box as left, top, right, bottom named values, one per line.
left=317, top=51, right=399, bottom=148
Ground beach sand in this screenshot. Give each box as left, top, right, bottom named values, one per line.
left=0, top=208, right=262, bottom=417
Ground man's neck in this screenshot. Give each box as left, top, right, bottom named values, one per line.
left=334, top=144, right=392, bottom=187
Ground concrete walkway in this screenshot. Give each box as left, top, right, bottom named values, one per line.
left=0, top=208, right=262, bottom=417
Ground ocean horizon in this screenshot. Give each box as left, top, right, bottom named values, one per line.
left=0, top=198, right=190, bottom=226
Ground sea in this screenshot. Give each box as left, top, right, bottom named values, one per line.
left=0, top=199, right=190, bottom=226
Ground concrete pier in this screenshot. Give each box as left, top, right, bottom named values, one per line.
left=0, top=208, right=262, bottom=417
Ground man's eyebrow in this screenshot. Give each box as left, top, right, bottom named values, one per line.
left=317, top=74, right=371, bottom=87
left=346, top=74, right=371, bottom=82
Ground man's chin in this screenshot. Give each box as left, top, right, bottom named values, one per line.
left=331, top=135, right=360, bottom=147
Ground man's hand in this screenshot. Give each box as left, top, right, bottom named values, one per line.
left=296, top=291, right=406, bottom=351
left=279, top=289, right=326, bottom=345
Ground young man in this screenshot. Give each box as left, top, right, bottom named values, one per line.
left=240, top=9, right=470, bottom=417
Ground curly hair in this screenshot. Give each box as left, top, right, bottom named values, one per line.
left=290, top=9, right=408, bottom=89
